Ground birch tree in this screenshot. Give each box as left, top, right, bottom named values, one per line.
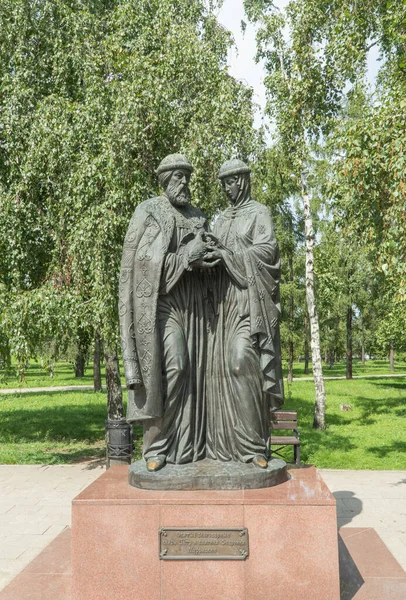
left=301, top=174, right=326, bottom=426
left=244, top=0, right=346, bottom=428
left=289, top=0, right=406, bottom=355
left=0, top=0, right=257, bottom=414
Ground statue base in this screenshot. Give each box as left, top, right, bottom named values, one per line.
left=128, top=457, right=288, bottom=490
left=71, top=465, right=340, bottom=599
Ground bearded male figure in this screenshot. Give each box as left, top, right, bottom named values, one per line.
left=205, top=159, right=284, bottom=468
left=119, top=154, right=217, bottom=472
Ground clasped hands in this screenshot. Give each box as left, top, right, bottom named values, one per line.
left=187, top=231, right=224, bottom=269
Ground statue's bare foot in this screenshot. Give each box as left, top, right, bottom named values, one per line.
left=252, top=455, right=268, bottom=469
left=146, top=455, right=166, bottom=472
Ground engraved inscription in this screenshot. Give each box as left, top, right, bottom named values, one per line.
left=159, top=528, right=249, bottom=560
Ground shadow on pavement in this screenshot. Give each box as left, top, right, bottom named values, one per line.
left=338, top=534, right=364, bottom=600
left=333, top=490, right=363, bottom=527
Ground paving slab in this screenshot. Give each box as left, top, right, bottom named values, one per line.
left=320, top=469, right=406, bottom=571
left=0, top=465, right=103, bottom=592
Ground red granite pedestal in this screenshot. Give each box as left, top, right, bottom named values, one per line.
left=71, top=466, right=340, bottom=600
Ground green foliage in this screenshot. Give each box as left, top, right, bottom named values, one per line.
left=373, top=290, right=406, bottom=353
left=245, top=0, right=406, bottom=366
left=251, top=146, right=306, bottom=364
left=2, top=0, right=404, bottom=391
left=244, top=0, right=346, bottom=162
left=315, top=220, right=378, bottom=360
left=294, top=0, right=406, bottom=341
left=331, top=90, right=406, bottom=303
left=0, top=0, right=257, bottom=368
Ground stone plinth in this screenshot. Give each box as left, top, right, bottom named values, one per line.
left=71, top=466, right=340, bottom=600
left=129, top=457, right=288, bottom=490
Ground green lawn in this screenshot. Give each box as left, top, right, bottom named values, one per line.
left=0, top=360, right=104, bottom=389
left=277, top=377, right=406, bottom=469
left=287, top=358, right=406, bottom=379
left=0, top=388, right=143, bottom=464
left=2, top=357, right=405, bottom=390
left=0, top=376, right=404, bottom=468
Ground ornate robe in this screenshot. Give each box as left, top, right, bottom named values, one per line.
left=206, top=197, right=284, bottom=462
left=119, top=196, right=209, bottom=462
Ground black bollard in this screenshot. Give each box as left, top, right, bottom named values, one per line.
left=105, top=418, right=133, bottom=469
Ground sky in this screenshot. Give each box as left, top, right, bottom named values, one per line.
left=217, top=0, right=269, bottom=130
left=216, top=0, right=380, bottom=132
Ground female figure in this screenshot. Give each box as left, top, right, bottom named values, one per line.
left=205, top=159, right=284, bottom=468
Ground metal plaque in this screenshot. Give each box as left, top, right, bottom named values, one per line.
left=159, top=527, right=249, bottom=560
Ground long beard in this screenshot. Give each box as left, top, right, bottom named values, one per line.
left=229, top=175, right=250, bottom=206
left=165, top=181, right=191, bottom=207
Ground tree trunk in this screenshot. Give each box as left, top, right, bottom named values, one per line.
left=74, top=353, right=85, bottom=377
left=0, top=345, right=11, bottom=371
left=324, top=348, right=328, bottom=364
left=304, top=312, right=309, bottom=375
left=361, top=342, right=366, bottom=365
left=302, top=174, right=326, bottom=430
left=287, top=255, right=294, bottom=383
left=346, top=305, right=353, bottom=379
left=17, top=360, right=26, bottom=383
left=389, top=340, right=395, bottom=372
left=288, top=343, right=294, bottom=382
left=93, top=332, right=102, bottom=392
left=74, top=328, right=89, bottom=377
left=329, top=348, right=335, bottom=370
left=104, top=345, right=124, bottom=420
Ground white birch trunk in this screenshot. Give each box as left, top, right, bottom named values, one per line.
left=302, top=174, right=326, bottom=430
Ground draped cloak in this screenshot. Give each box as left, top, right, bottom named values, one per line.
left=206, top=196, right=284, bottom=462
left=119, top=196, right=207, bottom=432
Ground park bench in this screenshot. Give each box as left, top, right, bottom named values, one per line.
left=270, top=410, right=301, bottom=465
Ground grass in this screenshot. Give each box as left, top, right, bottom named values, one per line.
left=276, top=376, right=406, bottom=469
left=0, top=360, right=105, bottom=389
left=0, top=389, right=143, bottom=465
left=0, top=376, right=405, bottom=469
left=0, top=390, right=108, bottom=464
left=286, top=358, right=406, bottom=379
left=2, top=357, right=405, bottom=390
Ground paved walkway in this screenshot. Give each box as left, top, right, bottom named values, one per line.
left=0, top=466, right=405, bottom=592
left=0, top=385, right=94, bottom=395
left=0, top=465, right=103, bottom=591
left=320, top=469, right=406, bottom=572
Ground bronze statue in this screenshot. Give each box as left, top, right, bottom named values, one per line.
left=205, top=159, right=284, bottom=469
left=119, top=154, right=218, bottom=472
left=120, top=154, right=285, bottom=486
